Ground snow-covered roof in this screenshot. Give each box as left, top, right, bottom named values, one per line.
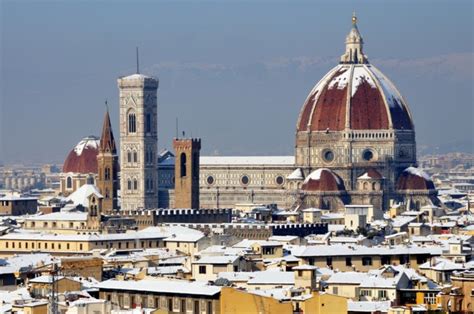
left=147, top=266, right=190, bottom=275
left=287, top=168, right=304, bottom=180
left=0, top=196, right=37, bottom=201
left=193, top=255, right=240, bottom=265
left=247, top=270, right=295, bottom=285
left=144, top=226, right=204, bottom=243
left=304, top=168, right=342, bottom=185
left=29, top=275, right=67, bottom=284
left=66, top=184, right=103, bottom=207
left=73, top=136, right=99, bottom=156
left=217, top=271, right=255, bottom=282
left=4, top=254, right=55, bottom=272
left=404, top=167, right=432, bottom=181
left=24, top=212, right=87, bottom=222
left=95, top=279, right=221, bottom=296
left=0, top=226, right=199, bottom=243
left=326, top=272, right=370, bottom=284
left=121, top=73, right=152, bottom=80
left=200, top=156, right=294, bottom=166
left=0, top=287, right=33, bottom=306
left=268, top=235, right=299, bottom=242
left=419, top=257, right=466, bottom=271
left=296, top=244, right=442, bottom=258
left=293, top=264, right=318, bottom=270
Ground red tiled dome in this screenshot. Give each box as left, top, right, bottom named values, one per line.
left=63, top=136, right=100, bottom=174
left=296, top=64, right=413, bottom=132
left=302, top=168, right=346, bottom=192
left=396, top=167, right=435, bottom=191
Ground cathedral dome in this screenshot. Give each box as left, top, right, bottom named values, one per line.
left=296, top=16, right=413, bottom=132
left=396, top=167, right=435, bottom=191
left=296, top=63, right=413, bottom=132
left=302, top=168, right=346, bottom=192
left=63, top=136, right=100, bottom=174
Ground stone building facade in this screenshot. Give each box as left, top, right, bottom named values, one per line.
left=118, top=73, right=159, bottom=210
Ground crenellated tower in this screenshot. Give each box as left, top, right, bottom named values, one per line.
left=173, top=138, right=201, bottom=209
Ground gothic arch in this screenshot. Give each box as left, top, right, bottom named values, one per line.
left=127, top=109, right=137, bottom=133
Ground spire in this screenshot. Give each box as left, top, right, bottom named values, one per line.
left=136, top=47, right=140, bottom=74
left=99, top=103, right=117, bottom=154
left=340, top=12, right=368, bottom=64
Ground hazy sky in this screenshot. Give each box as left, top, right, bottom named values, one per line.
left=1, top=0, right=473, bottom=165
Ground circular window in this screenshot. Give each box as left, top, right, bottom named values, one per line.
left=362, top=150, right=374, bottom=161
left=276, top=176, right=284, bottom=185
left=323, top=150, right=335, bottom=162
left=241, top=175, right=250, bottom=185
left=206, top=176, right=215, bottom=185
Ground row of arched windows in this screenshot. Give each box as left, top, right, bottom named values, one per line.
left=127, top=150, right=138, bottom=163
left=128, top=112, right=153, bottom=134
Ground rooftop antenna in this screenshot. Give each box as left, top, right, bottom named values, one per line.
left=182, top=131, right=185, bottom=138
left=105, top=99, right=109, bottom=112
left=136, top=47, right=140, bottom=74
left=176, top=118, right=179, bottom=138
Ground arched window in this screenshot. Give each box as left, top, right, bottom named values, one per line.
left=105, top=188, right=110, bottom=198
left=127, top=151, right=132, bottom=163
left=363, top=182, right=369, bottom=190
left=133, top=179, right=138, bottom=190
left=66, top=177, right=72, bottom=189
left=372, top=182, right=377, bottom=191
left=127, top=179, right=132, bottom=190
left=180, top=153, right=187, bottom=177
left=133, top=151, right=138, bottom=163
left=105, top=168, right=110, bottom=180
left=128, top=112, right=136, bottom=133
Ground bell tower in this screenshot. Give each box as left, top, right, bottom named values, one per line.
left=97, top=106, right=119, bottom=212
left=173, top=138, right=201, bottom=209
left=118, top=71, right=159, bottom=210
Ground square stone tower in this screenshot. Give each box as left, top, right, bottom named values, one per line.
left=118, top=74, right=159, bottom=210
left=173, top=138, right=201, bottom=209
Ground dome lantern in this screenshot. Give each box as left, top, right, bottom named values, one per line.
left=340, top=13, right=368, bottom=64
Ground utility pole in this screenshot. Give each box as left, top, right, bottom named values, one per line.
left=49, top=263, right=59, bottom=314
